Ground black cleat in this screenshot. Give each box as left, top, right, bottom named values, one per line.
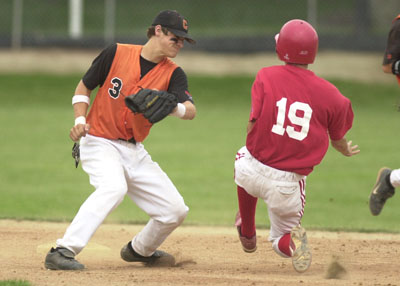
left=369, top=168, right=395, bottom=216
left=234, top=211, right=257, bottom=253
left=44, top=247, right=84, bottom=270
left=120, top=241, right=175, bottom=267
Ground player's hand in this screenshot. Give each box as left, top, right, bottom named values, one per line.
left=70, top=123, right=90, bottom=142
left=331, top=138, right=360, bottom=157
left=342, top=140, right=360, bottom=157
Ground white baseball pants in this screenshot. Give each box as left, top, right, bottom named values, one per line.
left=56, top=134, right=189, bottom=256
left=234, top=146, right=306, bottom=249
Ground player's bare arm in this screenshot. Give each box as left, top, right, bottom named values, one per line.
left=382, top=63, right=392, bottom=74
left=70, top=80, right=91, bottom=142
left=385, top=59, right=400, bottom=75
left=331, top=137, right=360, bottom=157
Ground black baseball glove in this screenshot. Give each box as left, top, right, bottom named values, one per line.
left=125, top=89, right=178, bottom=123
left=72, top=142, right=80, bottom=168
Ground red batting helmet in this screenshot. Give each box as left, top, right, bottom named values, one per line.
left=275, top=19, right=318, bottom=64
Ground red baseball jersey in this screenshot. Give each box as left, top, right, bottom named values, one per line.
left=246, top=65, right=354, bottom=175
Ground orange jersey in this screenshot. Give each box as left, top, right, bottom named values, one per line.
left=86, top=44, right=178, bottom=142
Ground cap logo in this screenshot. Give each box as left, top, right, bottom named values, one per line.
left=284, top=54, right=290, bottom=60
left=183, top=19, right=188, bottom=30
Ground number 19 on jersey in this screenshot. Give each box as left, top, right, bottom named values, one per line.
left=271, top=97, right=313, bottom=141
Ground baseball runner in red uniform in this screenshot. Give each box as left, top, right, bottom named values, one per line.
left=44, top=10, right=196, bottom=270
left=369, top=14, right=400, bottom=216
left=234, top=19, right=360, bottom=272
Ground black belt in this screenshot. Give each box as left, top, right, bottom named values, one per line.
left=118, top=137, right=136, bottom=144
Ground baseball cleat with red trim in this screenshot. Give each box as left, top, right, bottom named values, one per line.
left=235, top=211, right=257, bottom=253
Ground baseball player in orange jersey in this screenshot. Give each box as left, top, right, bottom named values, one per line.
left=369, top=14, right=400, bottom=216
left=234, top=19, right=360, bottom=272
left=44, top=10, right=196, bottom=270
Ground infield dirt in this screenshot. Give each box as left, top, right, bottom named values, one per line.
left=1, top=220, right=399, bottom=286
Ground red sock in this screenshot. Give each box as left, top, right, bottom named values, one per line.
left=237, top=186, right=258, bottom=238
left=278, top=233, right=295, bottom=257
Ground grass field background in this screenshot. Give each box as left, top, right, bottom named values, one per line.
left=0, top=73, right=399, bottom=233
left=0, top=280, right=30, bottom=286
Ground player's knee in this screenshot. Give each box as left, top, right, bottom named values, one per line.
left=165, top=202, right=189, bottom=225
left=172, top=202, right=189, bottom=224
left=96, top=183, right=128, bottom=205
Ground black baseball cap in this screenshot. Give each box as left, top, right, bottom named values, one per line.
left=152, top=10, right=196, bottom=44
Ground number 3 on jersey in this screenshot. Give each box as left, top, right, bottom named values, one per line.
left=271, top=97, right=313, bottom=141
left=108, top=77, right=123, bottom=99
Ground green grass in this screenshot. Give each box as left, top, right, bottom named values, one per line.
left=0, top=73, right=399, bottom=232
left=0, top=280, right=31, bottom=286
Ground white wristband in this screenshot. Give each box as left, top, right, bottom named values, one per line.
left=72, top=95, right=90, bottom=105
left=74, top=116, right=86, bottom=126
left=170, top=103, right=186, bottom=118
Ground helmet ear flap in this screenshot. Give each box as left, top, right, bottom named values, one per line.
left=274, top=33, right=284, bottom=61
left=275, top=19, right=318, bottom=64
left=275, top=33, right=279, bottom=56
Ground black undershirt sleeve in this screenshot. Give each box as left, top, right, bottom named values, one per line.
left=383, top=19, right=400, bottom=64
left=168, top=67, right=194, bottom=104
left=82, top=44, right=117, bottom=90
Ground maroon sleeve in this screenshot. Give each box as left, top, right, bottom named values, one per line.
left=249, top=71, right=264, bottom=121
left=328, top=96, right=354, bottom=141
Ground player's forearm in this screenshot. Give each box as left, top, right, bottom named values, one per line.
left=383, top=61, right=400, bottom=75
left=181, top=101, right=196, bottom=120
left=70, top=102, right=90, bottom=141
left=331, top=137, right=360, bottom=157
left=71, top=81, right=91, bottom=141
left=331, top=138, right=348, bottom=154
left=73, top=102, right=89, bottom=118
left=72, top=80, right=92, bottom=118
left=382, top=63, right=392, bottom=74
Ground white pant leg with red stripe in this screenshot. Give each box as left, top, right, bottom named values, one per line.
left=234, top=146, right=306, bottom=257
